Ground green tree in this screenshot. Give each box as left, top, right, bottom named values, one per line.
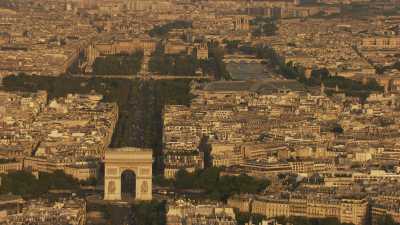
left=131, top=200, right=167, bottom=225
left=92, top=51, right=143, bottom=75
left=0, top=170, right=79, bottom=198
left=174, top=169, right=196, bottom=189
left=377, top=214, right=400, bottom=225
left=149, top=20, right=192, bottom=37
left=149, top=53, right=197, bottom=76
left=223, top=40, right=241, bottom=54
left=208, top=46, right=231, bottom=80
left=0, top=171, right=41, bottom=197
left=169, top=168, right=269, bottom=201
left=250, top=45, right=384, bottom=99
left=153, top=175, right=174, bottom=188
left=195, top=167, right=220, bottom=190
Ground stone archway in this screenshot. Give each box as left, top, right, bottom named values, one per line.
left=121, top=170, right=136, bottom=200
left=104, top=147, right=152, bottom=201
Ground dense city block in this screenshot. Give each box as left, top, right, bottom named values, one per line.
left=0, top=0, right=399, bottom=224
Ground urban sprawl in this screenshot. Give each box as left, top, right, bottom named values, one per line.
left=0, top=0, right=400, bottom=225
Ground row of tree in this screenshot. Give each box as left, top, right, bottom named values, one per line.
left=110, top=80, right=194, bottom=174
left=204, top=43, right=231, bottom=80
left=130, top=200, right=167, bottom=225
left=149, top=20, right=192, bottom=37
left=154, top=167, right=270, bottom=201
left=237, top=211, right=400, bottom=225
left=275, top=214, right=400, bottom=225
left=92, top=51, right=143, bottom=75
left=149, top=53, right=198, bottom=76
left=239, top=45, right=384, bottom=100
left=275, top=216, right=354, bottom=225
left=148, top=43, right=230, bottom=80
left=0, top=170, right=80, bottom=198
left=88, top=200, right=166, bottom=225
left=236, top=212, right=267, bottom=225
left=376, top=214, right=400, bottom=225
left=237, top=214, right=355, bottom=225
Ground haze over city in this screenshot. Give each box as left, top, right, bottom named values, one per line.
left=0, top=0, right=399, bottom=224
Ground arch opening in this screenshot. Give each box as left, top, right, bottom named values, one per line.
left=121, top=170, right=136, bottom=200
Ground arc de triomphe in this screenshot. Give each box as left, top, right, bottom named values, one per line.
left=104, top=147, right=152, bottom=201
